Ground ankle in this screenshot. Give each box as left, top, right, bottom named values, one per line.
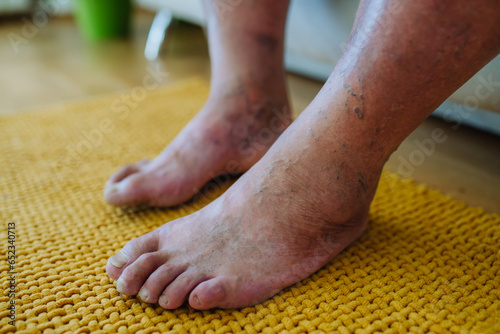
left=207, top=77, right=290, bottom=118
left=210, top=72, right=287, bottom=97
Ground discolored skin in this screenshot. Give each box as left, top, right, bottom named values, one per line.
left=104, top=1, right=292, bottom=206
left=106, top=0, right=500, bottom=310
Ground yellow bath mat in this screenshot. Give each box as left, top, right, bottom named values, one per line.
left=1, top=78, right=499, bottom=334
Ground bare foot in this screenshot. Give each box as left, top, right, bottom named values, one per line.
left=104, top=0, right=291, bottom=207
left=104, top=82, right=291, bottom=206
left=106, top=101, right=384, bottom=309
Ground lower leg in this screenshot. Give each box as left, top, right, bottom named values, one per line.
left=330, top=0, right=500, bottom=153
left=107, top=0, right=500, bottom=309
left=205, top=0, right=290, bottom=99
left=104, top=0, right=291, bottom=207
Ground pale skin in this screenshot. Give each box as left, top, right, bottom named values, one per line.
left=105, top=0, right=500, bottom=310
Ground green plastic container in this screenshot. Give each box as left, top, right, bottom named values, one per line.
left=75, top=0, right=132, bottom=41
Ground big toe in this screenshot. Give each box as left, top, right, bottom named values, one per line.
left=104, top=173, right=153, bottom=206
left=106, top=230, right=160, bottom=280
left=189, top=276, right=230, bottom=310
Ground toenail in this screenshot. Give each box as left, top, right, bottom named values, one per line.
left=159, top=295, right=169, bottom=307
left=138, top=288, right=149, bottom=302
left=116, top=277, right=125, bottom=293
left=106, top=184, right=120, bottom=194
left=193, top=295, right=201, bottom=305
left=109, top=251, right=129, bottom=268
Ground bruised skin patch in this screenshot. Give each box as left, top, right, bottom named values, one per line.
left=256, top=34, right=278, bottom=53
left=221, top=89, right=289, bottom=150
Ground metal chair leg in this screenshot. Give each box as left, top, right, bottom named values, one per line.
left=144, top=8, right=173, bottom=61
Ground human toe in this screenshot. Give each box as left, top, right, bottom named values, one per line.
left=106, top=230, right=159, bottom=280
left=159, top=270, right=208, bottom=309
left=115, top=251, right=167, bottom=296
left=107, top=164, right=141, bottom=184
left=137, top=262, right=186, bottom=303
left=104, top=173, right=153, bottom=206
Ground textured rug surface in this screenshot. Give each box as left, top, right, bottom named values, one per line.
left=1, top=79, right=499, bottom=334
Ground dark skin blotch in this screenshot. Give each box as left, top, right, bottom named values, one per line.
left=343, top=83, right=365, bottom=118
left=355, top=173, right=368, bottom=199
left=344, top=83, right=357, bottom=97
left=354, top=106, right=364, bottom=119
left=256, top=34, right=278, bottom=53
left=358, top=174, right=367, bottom=192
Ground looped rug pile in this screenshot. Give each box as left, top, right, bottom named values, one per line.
left=0, top=79, right=498, bottom=333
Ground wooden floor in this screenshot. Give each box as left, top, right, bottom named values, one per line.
left=1, top=11, right=499, bottom=213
